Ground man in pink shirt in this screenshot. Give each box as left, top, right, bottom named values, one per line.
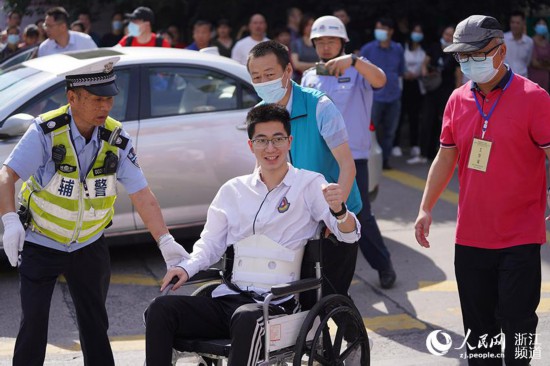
left=415, top=15, right=550, bottom=365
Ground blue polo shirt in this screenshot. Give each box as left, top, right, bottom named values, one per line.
left=4, top=107, right=147, bottom=252
left=360, top=40, right=405, bottom=103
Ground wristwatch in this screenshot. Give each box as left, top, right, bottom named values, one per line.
left=350, top=54, right=357, bottom=67
left=329, top=202, right=347, bottom=217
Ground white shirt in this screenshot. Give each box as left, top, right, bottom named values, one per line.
left=178, top=164, right=360, bottom=297
left=231, top=35, right=269, bottom=65
left=38, top=30, right=98, bottom=57
left=404, top=44, right=426, bottom=77
left=504, top=31, right=534, bottom=77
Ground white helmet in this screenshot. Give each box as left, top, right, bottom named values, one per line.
left=310, top=15, right=349, bottom=42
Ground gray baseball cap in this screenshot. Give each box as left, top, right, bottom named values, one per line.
left=443, top=15, right=504, bottom=53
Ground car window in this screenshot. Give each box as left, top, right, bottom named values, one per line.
left=18, top=68, right=131, bottom=121
left=0, top=48, right=36, bottom=71
left=148, top=66, right=242, bottom=117
left=242, top=84, right=260, bottom=109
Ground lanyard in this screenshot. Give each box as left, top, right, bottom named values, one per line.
left=472, top=71, right=514, bottom=139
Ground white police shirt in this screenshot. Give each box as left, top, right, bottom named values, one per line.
left=4, top=108, right=147, bottom=252
left=301, top=59, right=374, bottom=160
left=178, top=164, right=360, bottom=299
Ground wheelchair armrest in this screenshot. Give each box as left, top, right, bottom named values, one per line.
left=185, top=268, right=223, bottom=285
left=270, top=278, right=322, bottom=298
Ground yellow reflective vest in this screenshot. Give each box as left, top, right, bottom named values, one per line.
left=20, top=105, right=127, bottom=245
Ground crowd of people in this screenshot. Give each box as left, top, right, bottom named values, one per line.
left=2, top=6, right=548, bottom=170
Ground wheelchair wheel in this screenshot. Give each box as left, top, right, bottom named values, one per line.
left=293, top=294, right=370, bottom=366
left=191, top=281, right=221, bottom=297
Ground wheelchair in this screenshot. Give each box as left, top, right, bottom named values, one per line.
left=151, top=231, right=370, bottom=366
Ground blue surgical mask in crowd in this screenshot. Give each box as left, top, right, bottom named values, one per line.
left=535, top=24, right=548, bottom=36
left=7, top=34, right=19, bottom=45
left=374, top=29, right=389, bottom=42
left=411, top=32, right=424, bottom=43
left=460, top=46, right=502, bottom=84
left=112, top=20, right=123, bottom=31
left=253, top=72, right=289, bottom=103
left=128, top=22, right=141, bottom=37
left=440, top=37, right=452, bottom=47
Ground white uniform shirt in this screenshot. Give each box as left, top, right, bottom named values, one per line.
left=231, top=35, right=269, bottom=65
left=504, top=31, right=534, bottom=77
left=38, top=30, right=98, bottom=57
left=178, top=164, right=360, bottom=298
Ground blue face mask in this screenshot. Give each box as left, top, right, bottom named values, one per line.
left=535, top=24, right=548, bottom=36
left=410, top=32, right=423, bottom=43
left=7, top=34, right=19, bottom=45
left=374, top=29, right=388, bottom=42
left=112, top=20, right=123, bottom=31
left=128, top=22, right=141, bottom=37
left=460, top=47, right=502, bottom=84
left=253, top=72, right=289, bottom=103
left=440, top=37, right=452, bottom=47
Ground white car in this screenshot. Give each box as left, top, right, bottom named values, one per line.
left=0, top=47, right=381, bottom=249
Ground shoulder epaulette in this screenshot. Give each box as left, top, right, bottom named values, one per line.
left=99, top=126, right=129, bottom=150
left=39, top=114, right=71, bottom=134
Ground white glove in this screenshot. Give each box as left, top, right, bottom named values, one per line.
left=158, top=233, right=190, bottom=269
left=2, top=212, right=25, bottom=267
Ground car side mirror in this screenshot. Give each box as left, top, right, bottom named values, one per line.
left=0, top=113, right=35, bottom=138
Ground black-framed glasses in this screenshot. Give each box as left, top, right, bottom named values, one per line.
left=454, top=43, right=502, bottom=63
left=251, top=136, right=289, bottom=148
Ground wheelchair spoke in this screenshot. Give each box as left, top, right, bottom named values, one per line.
left=322, top=325, right=338, bottom=360
left=333, top=321, right=346, bottom=356
left=311, top=349, right=331, bottom=365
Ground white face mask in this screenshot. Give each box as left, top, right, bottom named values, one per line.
left=253, top=71, right=289, bottom=103
left=128, top=22, right=141, bottom=37
left=460, top=46, right=502, bottom=84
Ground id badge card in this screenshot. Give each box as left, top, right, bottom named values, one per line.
left=467, top=138, right=492, bottom=172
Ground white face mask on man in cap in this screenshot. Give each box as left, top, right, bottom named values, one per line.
left=460, top=45, right=503, bottom=84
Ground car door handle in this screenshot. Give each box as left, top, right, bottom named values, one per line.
left=236, top=123, right=247, bottom=130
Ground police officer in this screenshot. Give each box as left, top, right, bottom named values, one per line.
left=302, top=16, right=397, bottom=289
left=0, top=56, right=189, bottom=366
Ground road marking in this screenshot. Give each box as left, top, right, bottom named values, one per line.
left=419, top=280, right=550, bottom=293
left=384, top=169, right=550, bottom=244
left=383, top=170, right=458, bottom=205
left=364, top=313, right=427, bottom=331
left=58, top=274, right=160, bottom=286
left=0, top=335, right=146, bottom=357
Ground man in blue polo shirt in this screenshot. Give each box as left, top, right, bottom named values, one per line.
left=302, top=15, right=396, bottom=289
left=360, top=18, right=405, bottom=170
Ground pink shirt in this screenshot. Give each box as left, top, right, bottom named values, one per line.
left=440, top=72, right=550, bottom=249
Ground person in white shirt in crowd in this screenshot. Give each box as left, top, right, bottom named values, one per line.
left=144, top=103, right=360, bottom=366
left=503, top=10, right=533, bottom=78
left=231, top=14, right=269, bottom=65
left=401, top=24, right=427, bottom=164
left=37, top=7, right=97, bottom=57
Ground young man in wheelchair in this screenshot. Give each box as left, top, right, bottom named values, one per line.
left=145, top=104, right=360, bottom=366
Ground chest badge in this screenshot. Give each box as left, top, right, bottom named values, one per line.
left=277, top=197, right=290, bottom=213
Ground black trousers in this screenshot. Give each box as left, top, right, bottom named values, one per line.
left=395, top=79, right=423, bottom=147
left=145, top=294, right=297, bottom=366
left=355, top=159, right=392, bottom=272
left=14, top=238, right=114, bottom=366
left=454, top=244, right=541, bottom=366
